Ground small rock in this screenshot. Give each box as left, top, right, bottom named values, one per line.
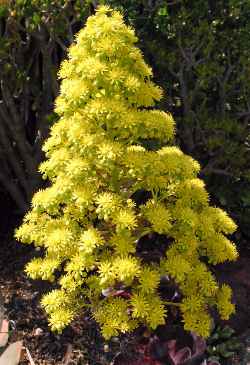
left=104, top=344, right=109, bottom=352
left=111, top=337, right=120, bottom=343
left=34, top=327, right=43, bottom=336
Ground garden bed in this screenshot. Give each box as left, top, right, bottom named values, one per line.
left=0, top=232, right=249, bottom=364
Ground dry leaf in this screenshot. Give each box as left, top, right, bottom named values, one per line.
left=0, top=319, right=9, bottom=347
left=62, top=343, right=73, bottom=365
left=0, top=341, right=23, bottom=365
left=25, top=346, right=36, bottom=365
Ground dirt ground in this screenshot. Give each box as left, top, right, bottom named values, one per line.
left=0, top=228, right=120, bottom=364
left=0, top=218, right=250, bottom=364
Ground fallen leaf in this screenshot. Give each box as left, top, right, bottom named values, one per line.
left=33, top=328, right=43, bottom=337
left=62, top=343, right=73, bottom=365
left=0, top=319, right=9, bottom=347
left=25, top=346, right=36, bottom=365
left=0, top=341, right=23, bottom=365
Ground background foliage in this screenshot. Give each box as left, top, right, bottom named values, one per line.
left=0, top=0, right=250, bottom=243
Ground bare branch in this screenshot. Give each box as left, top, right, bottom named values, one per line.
left=0, top=100, right=37, bottom=174
left=0, top=171, right=28, bottom=214
left=55, top=36, right=68, bottom=52
left=0, top=115, right=30, bottom=197
left=201, top=167, right=235, bottom=178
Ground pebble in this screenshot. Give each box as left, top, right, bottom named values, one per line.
left=104, top=344, right=109, bottom=352
left=34, top=327, right=43, bottom=336
left=111, top=337, right=120, bottom=343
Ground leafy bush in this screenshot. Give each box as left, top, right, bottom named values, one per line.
left=100, top=0, right=250, bottom=243
left=206, top=325, right=242, bottom=363
left=16, top=6, right=238, bottom=340
left=1, top=1, right=249, bottom=246
left=0, top=0, right=92, bottom=213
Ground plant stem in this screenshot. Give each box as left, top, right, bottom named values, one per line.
left=164, top=301, right=181, bottom=307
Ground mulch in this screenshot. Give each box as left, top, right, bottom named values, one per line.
left=0, top=230, right=127, bottom=364
left=0, top=220, right=250, bottom=364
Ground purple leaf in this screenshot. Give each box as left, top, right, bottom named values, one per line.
left=191, top=332, right=206, bottom=357
left=166, top=340, right=192, bottom=365
left=172, top=347, right=192, bottom=364
left=102, top=286, right=131, bottom=298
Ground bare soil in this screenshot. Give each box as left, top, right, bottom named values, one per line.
left=0, top=217, right=249, bottom=364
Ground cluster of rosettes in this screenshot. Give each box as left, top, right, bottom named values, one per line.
left=15, top=5, right=238, bottom=340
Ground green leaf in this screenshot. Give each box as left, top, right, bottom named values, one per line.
left=0, top=5, right=8, bottom=18
left=157, top=6, right=168, bottom=16
left=32, top=12, right=41, bottom=26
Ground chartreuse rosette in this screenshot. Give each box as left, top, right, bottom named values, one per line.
left=16, top=5, right=238, bottom=340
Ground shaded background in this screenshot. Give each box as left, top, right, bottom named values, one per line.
left=0, top=0, right=250, bottom=247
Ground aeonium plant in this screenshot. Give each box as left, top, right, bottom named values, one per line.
left=111, top=326, right=221, bottom=365
left=15, top=5, right=238, bottom=340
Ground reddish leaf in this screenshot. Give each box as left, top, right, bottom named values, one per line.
left=191, top=332, right=206, bottom=357
left=168, top=345, right=192, bottom=364
left=166, top=339, right=192, bottom=365
left=166, top=339, right=177, bottom=352
left=102, top=288, right=131, bottom=299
